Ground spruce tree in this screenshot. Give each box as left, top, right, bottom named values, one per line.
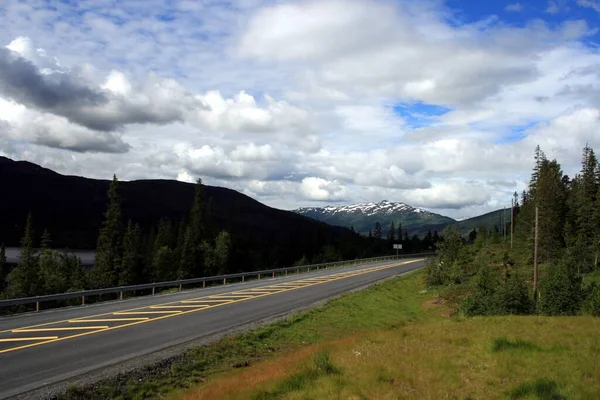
left=397, top=223, right=403, bottom=243
left=62, top=252, right=86, bottom=291
left=0, top=243, right=6, bottom=293
left=6, top=213, right=39, bottom=297
left=120, top=221, right=142, bottom=286
left=213, top=231, right=231, bottom=275
left=179, top=178, right=206, bottom=279
left=38, top=230, right=68, bottom=295
left=535, top=159, right=567, bottom=262
left=387, top=221, right=396, bottom=242
left=92, top=175, right=124, bottom=288
left=373, top=222, right=382, bottom=239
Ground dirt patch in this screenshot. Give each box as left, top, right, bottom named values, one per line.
left=422, top=298, right=454, bottom=317
left=177, top=335, right=362, bottom=400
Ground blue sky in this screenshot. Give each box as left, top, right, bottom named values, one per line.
left=1, top=0, right=600, bottom=218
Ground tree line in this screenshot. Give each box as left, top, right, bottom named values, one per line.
left=2, top=175, right=424, bottom=299
left=427, top=144, right=600, bottom=316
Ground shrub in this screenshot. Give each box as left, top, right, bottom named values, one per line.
left=583, top=282, right=600, bottom=317
left=539, top=264, right=584, bottom=316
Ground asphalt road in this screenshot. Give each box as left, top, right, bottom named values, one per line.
left=0, top=257, right=425, bottom=399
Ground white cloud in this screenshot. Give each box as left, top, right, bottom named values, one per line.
left=2, top=0, right=600, bottom=219
left=577, top=0, right=600, bottom=13
left=505, top=3, right=524, bottom=12
left=300, top=177, right=348, bottom=201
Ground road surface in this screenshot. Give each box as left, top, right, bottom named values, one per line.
left=0, top=257, right=425, bottom=399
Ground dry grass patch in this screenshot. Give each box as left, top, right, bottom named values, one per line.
left=178, top=316, right=600, bottom=400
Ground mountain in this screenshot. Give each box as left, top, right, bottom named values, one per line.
left=0, top=156, right=368, bottom=270
left=451, top=209, right=512, bottom=235
left=294, top=200, right=456, bottom=237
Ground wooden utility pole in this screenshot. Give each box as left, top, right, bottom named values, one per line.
left=510, top=198, right=514, bottom=249
left=533, top=206, right=539, bottom=300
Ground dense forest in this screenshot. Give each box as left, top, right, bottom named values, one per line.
left=427, top=145, right=600, bottom=317
left=0, top=171, right=436, bottom=299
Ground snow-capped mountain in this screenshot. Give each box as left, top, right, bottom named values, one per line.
left=294, top=200, right=456, bottom=237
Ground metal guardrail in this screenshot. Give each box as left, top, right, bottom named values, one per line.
left=0, top=252, right=435, bottom=312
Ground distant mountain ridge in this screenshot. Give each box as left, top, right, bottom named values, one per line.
left=294, top=200, right=456, bottom=237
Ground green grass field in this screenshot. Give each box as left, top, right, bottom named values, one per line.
left=174, top=269, right=600, bottom=400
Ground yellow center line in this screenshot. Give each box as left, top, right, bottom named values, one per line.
left=113, top=311, right=182, bottom=315
left=180, top=300, right=233, bottom=304
left=0, top=337, right=59, bottom=342
left=13, top=326, right=109, bottom=332
left=209, top=295, right=255, bottom=298
left=0, top=259, right=423, bottom=354
left=68, top=318, right=150, bottom=323
left=149, top=305, right=209, bottom=309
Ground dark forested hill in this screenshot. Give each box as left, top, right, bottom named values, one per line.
left=0, top=156, right=367, bottom=270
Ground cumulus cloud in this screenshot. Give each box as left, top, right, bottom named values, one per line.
left=2, top=0, right=600, bottom=218
left=0, top=38, right=209, bottom=133
left=300, top=177, right=347, bottom=201
left=191, top=91, right=312, bottom=134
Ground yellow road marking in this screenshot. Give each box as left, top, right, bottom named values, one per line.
left=181, top=299, right=233, bottom=303
left=0, top=259, right=423, bottom=354
left=113, top=311, right=182, bottom=315
left=234, top=291, right=281, bottom=295
left=245, top=288, right=284, bottom=292
left=149, top=305, right=209, bottom=309
left=68, top=318, right=150, bottom=323
left=13, top=326, right=109, bottom=332
left=209, top=295, right=254, bottom=298
left=0, top=337, right=59, bottom=342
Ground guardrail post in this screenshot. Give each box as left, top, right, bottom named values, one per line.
left=272, top=272, right=275, bottom=278
left=258, top=273, right=261, bottom=280
left=81, top=295, right=85, bottom=305
left=36, top=301, right=39, bottom=312
left=179, top=283, right=182, bottom=291
left=223, top=278, right=226, bottom=285
left=242, top=276, right=245, bottom=282
left=297, top=268, right=299, bottom=274
left=152, top=286, right=155, bottom=295
left=285, top=270, right=287, bottom=276
left=119, top=291, right=123, bottom=300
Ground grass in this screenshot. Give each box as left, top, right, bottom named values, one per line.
left=492, top=337, right=543, bottom=352
left=508, top=378, right=566, bottom=400
left=182, top=316, right=600, bottom=400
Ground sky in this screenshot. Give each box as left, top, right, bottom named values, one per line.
left=1, top=0, right=600, bottom=219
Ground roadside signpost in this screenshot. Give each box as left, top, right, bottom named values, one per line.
left=393, top=243, right=403, bottom=256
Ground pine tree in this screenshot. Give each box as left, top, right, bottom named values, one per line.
left=38, top=230, right=67, bottom=295
left=91, top=175, right=124, bottom=288
left=535, top=159, right=567, bottom=262
left=61, top=252, right=86, bottom=291
left=387, top=221, right=396, bottom=242
left=179, top=178, right=206, bottom=279
left=0, top=243, right=6, bottom=293
left=6, top=213, right=39, bottom=297
left=120, top=221, right=142, bottom=286
left=213, top=231, right=231, bottom=275
left=373, top=222, right=382, bottom=239
left=397, top=223, right=403, bottom=243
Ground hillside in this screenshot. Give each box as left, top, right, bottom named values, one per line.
left=0, top=156, right=365, bottom=270
left=294, top=200, right=455, bottom=237
left=452, top=209, right=512, bottom=235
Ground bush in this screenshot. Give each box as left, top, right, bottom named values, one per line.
left=460, top=266, right=533, bottom=316
left=583, top=283, right=600, bottom=317
left=538, top=264, right=584, bottom=316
